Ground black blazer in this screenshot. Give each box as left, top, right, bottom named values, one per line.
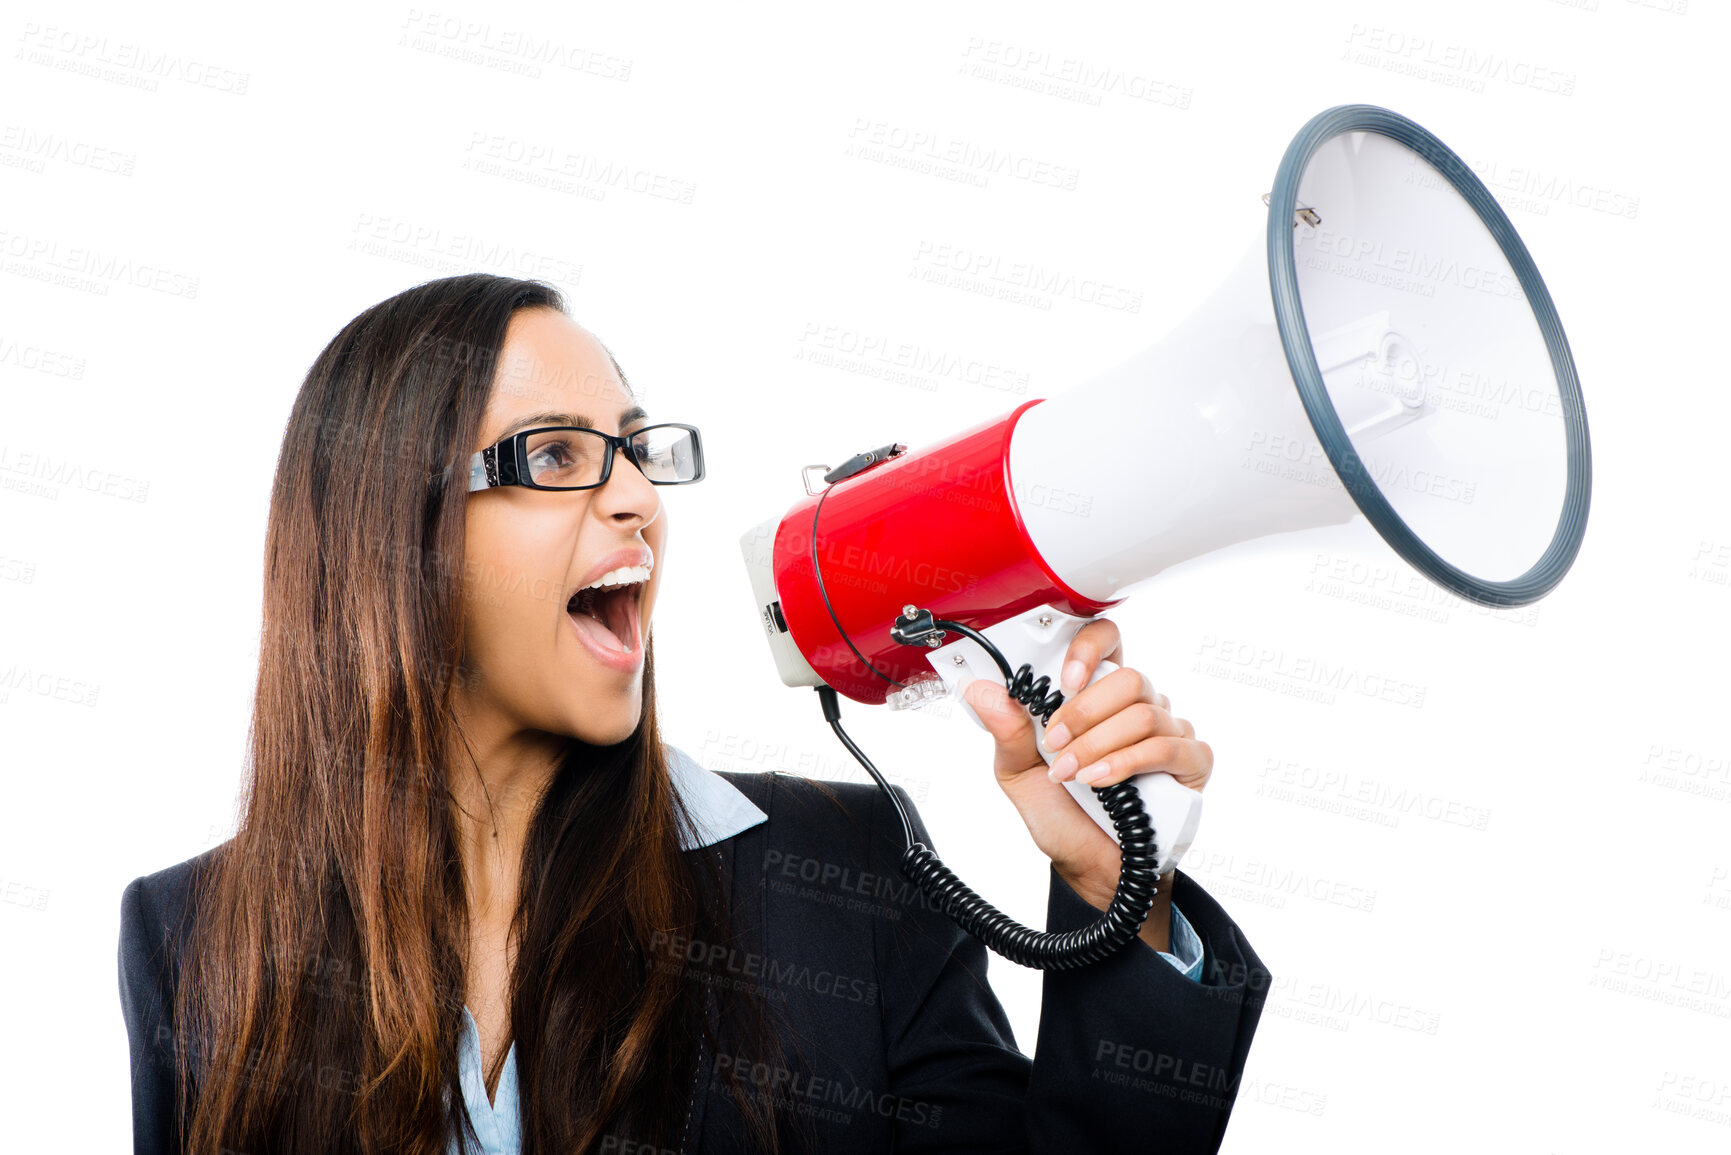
left=119, top=770, right=1271, bottom=1153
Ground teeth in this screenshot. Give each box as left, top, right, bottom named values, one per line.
left=580, top=563, right=652, bottom=593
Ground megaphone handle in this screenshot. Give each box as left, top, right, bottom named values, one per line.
left=955, top=654, right=1203, bottom=877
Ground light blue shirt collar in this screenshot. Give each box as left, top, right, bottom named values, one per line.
left=664, top=742, right=770, bottom=851
left=447, top=744, right=765, bottom=1154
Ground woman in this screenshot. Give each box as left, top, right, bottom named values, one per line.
left=117, top=274, right=1269, bottom=1154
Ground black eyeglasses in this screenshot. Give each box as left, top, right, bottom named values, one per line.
left=467, top=423, right=705, bottom=492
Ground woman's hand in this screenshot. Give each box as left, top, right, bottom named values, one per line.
left=960, top=616, right=1212, bottom=954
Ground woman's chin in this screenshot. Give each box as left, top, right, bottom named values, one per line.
left=566, top=707, right=642, bottom=750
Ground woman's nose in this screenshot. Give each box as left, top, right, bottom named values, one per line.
left=593, top=447, right=661, bottom=523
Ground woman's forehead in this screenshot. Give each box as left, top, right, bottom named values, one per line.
left=487, top=310, right=635, bottom=425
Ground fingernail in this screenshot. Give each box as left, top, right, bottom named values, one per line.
left=1045, top=723, right=1071, bottom=750
left=1061, top=660, right=1086, bottom=695
left=1048, top=752, right=1078, bottom=782
left=1076, top=760, right=1109, bottom=784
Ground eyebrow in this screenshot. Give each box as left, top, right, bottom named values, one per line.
left=490, top=405, right=650, bottom=444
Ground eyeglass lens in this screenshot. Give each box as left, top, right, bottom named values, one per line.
left=523, top=426, right=698, bottom=488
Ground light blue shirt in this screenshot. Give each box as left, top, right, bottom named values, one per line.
left=444, top=745, right=1204, bottom=1153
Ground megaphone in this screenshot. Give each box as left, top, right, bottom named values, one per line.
left=739, top=104, right=1591, bottom=968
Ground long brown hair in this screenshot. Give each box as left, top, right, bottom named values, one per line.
left=173, top=274, right=792, bottom=1154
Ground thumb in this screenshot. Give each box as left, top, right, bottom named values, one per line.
left=961, top=677, right=1042, bottom=771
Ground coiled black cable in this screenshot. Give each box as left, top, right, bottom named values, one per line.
left=814, top=610, right=1160, bottom=970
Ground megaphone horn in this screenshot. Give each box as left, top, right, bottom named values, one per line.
left=740, top=103, right=1592, bottom=968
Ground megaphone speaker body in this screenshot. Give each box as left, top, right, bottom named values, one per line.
left=740, top=104, right=1590, bottom=877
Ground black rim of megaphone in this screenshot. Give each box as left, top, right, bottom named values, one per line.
left=1266, top=104, right=1592, bottom=609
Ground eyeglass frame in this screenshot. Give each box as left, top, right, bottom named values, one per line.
left=467, top=422, right=706, bottom=492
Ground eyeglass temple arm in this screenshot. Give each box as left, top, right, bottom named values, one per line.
left=468, top=446, right=497, bottom=492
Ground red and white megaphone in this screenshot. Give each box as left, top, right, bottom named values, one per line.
left=740, top=104, right=1591, bottom=891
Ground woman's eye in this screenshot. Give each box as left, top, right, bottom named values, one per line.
left=530, top=442, right=572, bottom=469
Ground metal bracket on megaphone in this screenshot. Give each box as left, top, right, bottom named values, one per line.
left=802, top=443, right=908, bottom=495
left=1261, top=190, right=1321, bottom=229
left=903, top=604, right=1204, bottom=877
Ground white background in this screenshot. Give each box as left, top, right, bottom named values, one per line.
left=2, top=1, right=1727, bottom=1151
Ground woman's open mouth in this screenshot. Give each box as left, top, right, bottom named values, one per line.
left=566, top=567, right=646, bottom=672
